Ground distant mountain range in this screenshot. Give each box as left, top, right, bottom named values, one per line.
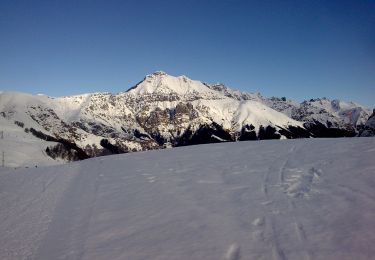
left=0, top=71, right=374, bottom=166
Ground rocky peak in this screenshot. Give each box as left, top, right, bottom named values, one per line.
left=148, top=71, right=168, bottom=77
left=204, top=83, right=228, bottom=92
left=359, top=108, right=375, bottom=136
left=126, top=71, right=221, bottom=98
left=366, top=109, right=375, bottom=122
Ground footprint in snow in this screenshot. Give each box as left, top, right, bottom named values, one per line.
left=252, top=217, right=264, bottom=227
left=284, top=167, right=322, bottom=198
left=147, top=176, right=156, bottom=183
left=224, top=243, right=241, bottom=260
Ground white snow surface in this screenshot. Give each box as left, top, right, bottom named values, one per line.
left=0, top=117, right=63, bottom=167
left=1, top=138, right=375, bottom=260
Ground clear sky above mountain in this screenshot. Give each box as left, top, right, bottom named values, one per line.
left=0, top=0, right=374, bottom=107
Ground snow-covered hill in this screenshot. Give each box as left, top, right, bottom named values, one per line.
left=0, top=71, right=372, bottom=166
left=0, top=116, right=62, bottom=167
left=1, top=138, right=375, bottom=260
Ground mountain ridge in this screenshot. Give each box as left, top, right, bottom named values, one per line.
left=0, top=71, right=373, bottom=166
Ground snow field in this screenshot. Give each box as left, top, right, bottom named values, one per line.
left=1, top=137, right=375, bottom=259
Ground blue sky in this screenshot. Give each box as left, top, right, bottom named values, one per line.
left=0, top=0, right=374, bottom=107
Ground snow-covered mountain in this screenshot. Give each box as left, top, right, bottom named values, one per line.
left=202, top=81, right=371, bottom=137
left=265, top=97, right=371, bottom=137
left=0, top=71, right=372, bottom=166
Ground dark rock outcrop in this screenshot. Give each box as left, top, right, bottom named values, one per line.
left=303, top=121, right=356, bottom=138
left=177, top=122, right=233, bottom=146
left=359, top=109, right=375, bottom=137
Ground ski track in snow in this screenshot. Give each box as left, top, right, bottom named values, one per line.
left=1, top=138, right=375, bottom=259
left=258, top=144, right=308, bottom=260
left=256, top=143, right=326, bottom=260
left=35, top=164, right=101, bottom=260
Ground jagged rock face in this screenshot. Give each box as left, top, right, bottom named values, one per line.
left=266, top=97, right=371, bottom=137
left=134, top=102, right=201, bottom=145
left=204, top=83, right=263, bottom=102
left=177, top=122, right=234, bottom=146
left=238, top=124, right=257, bottom=141
left=265, top=97, right=298, bottom=118
left=359, top=109, right=375, bottom=137
left=0, top=72, right=372, bottom=163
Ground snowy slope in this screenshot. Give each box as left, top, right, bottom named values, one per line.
left=1, top=138, right=375, bottom=260
left=192, top=98, right=301, bottom=132
left=0, top=117, right=63, bottom=167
